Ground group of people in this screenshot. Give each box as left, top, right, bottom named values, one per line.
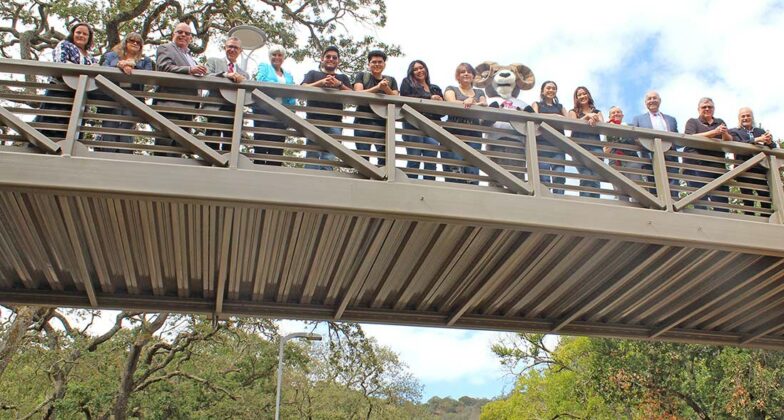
left=34, top=22, right=779, bottom=210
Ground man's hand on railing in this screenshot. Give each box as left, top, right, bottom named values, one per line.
left=226, top=72, right=245, bottom=83
left=188, top=65, right=208, bottom=77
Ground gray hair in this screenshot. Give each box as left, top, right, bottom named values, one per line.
left=225, top=36, right=241, bottom=45
left=698, top=97, right=714, bottom=106
left=268, top=44, right=286, bottom=58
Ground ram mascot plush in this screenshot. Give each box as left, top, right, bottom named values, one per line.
left=473, top=61, right=535, bottom=178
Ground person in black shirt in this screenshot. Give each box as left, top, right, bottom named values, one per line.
left=399, top=60, right=444, bottom=180
left=728, top=107, right=777, bottom=215
left=301, top=45, right=352, bottom=170
left=684, top=97, right=732, bottom=212
left=352, top=50, right=398, bottom=166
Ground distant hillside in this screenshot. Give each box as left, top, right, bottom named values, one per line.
left=424, top=396, right=492, bottom=420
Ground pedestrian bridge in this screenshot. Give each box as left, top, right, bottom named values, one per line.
left=1, top=58, right=783, bottom=349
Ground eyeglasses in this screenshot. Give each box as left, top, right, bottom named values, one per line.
left=175, top=30, right=192, bottom=36
left=127, top=39, right=142, bottom=46
left=225, top=45, right=240, bottom=50
left=323, top=54, right=339, bottom=60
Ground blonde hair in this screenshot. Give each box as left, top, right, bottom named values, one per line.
left=111, top=32, right=144, bottom=61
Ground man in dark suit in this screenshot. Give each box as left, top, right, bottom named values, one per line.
left=630, top=91, right=680, bottom=198
left=154, top=22, right=208, bottom=156
left=204, top=37, right=249, bottom=150
left=729, top=107, right=778, bottom=215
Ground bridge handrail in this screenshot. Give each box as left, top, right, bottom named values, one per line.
left=2, top=58, right=781, bottom=158
left=1, top=57, right=783, bottom=220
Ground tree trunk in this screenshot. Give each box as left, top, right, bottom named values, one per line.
left=110, top=314, right=168, bottom=420
left=0, top=306, right=48, bottom=380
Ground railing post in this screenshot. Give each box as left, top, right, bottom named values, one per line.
left=384, top=104, right=397, bottom=181
left=524, top=121, right=543, bottom=196
left=61, top=74, right=89, bottom=156
left=228, top=88, right=246, bottom=168
left=768, top=155, right=784, bottom=224
left=650, top=137, right=674, bottom=211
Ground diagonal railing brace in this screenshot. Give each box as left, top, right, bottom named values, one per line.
left=251, top=89, right=385, bottom=180
left=401, top=104, right=533, bottom=195
left=539, top=123, right=664, bottom=209
left=93, top=75, right=228, bottom=167
left=673, top=152, right=767, bottom=212
left=0, top=106, right=61, bottom=153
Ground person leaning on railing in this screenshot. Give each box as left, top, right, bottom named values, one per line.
left=33, top=22, right=97, bottom=142
left=96, top=32, right=154, bottom=154
left=443, top=62, right=487, bottom=185
left=399, top=60, right=445, bottom=181
left=300, top=45, right=352, bottom=171
left=153, top=22, right=208, bottom=157
left=253, top=44, right=295, bottom=166
left=204, top=37, right=248, bottom=151
left=531, top=80, right=568, bottom=194
left=568, top=86, right=605, bottom=198
left=683, top=97, right=732, bottom=212
left=728, top=107, right=778, bottom=216
left=629, top=91, right=680, bottom=198
left=603, top=106, right=641, bottom=201
left=352, top=50, right=399, bottom=167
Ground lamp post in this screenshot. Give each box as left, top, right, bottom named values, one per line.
left=275, top=332, right=322, bottom=420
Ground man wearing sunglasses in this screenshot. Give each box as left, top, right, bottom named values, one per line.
left=301, top=46, right=352, bottom=170
left=154, top=22, right=208, bottom=156
left=204, top=37, right=250, bottom=150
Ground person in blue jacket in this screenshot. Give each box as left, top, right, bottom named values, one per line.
left=253, top=45, right=295, bottom=165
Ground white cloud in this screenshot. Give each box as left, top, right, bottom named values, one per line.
left=360, top=324, right=507, bottom=383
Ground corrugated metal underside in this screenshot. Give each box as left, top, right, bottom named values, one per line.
left=1, top=189, right=784, bottom=349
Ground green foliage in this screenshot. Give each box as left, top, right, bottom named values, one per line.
left=0, top=309, right=424, bottom=419
left=486, top=333, right=784, bottom=419
left=0, top=0, right=401, bottom=74
left=425, top=396, right=491, bottom=419
left=483, top=335, right=623, bottom=419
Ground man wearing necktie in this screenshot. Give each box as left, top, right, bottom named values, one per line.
left=205, top=37, right=249, bottom=151
left=630, top=91, right=680, bottom=199
left=154, top=22, right=208, bottom=156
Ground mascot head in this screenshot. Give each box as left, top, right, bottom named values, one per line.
left=474, top=61, right=535, bottom=99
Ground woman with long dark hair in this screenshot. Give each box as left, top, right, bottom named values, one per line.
left=399, top=60, right=444, bottom=180
left=568, top=86, right=604, bottom=198
left=532, top=80, right=567, bottom=194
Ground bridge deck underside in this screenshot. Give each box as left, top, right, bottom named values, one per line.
left=2, top=188, right=784, bottom=350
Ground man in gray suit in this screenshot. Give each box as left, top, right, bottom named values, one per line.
left=154, top=22, right=208, bottom=156
left=204, top=37, right=249, bottom=150
left=630, top=91, right=680, bottom=198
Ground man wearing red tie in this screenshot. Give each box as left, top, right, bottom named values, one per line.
left=204, top=37, right=250, bottom=150
left=630, top=91, right=680, bottom=198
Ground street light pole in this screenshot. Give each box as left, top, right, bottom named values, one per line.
left=275, top=332, right=322, bottom=420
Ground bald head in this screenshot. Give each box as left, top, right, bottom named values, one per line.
left=644, top=91, right=661, bottom=113
left=172, top=22, right=193, bottom=49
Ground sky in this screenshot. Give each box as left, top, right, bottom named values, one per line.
left=5, top=0, right=784, bottom=404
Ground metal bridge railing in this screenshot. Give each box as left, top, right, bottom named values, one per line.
left=1, top=58, right=782, bottom=222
